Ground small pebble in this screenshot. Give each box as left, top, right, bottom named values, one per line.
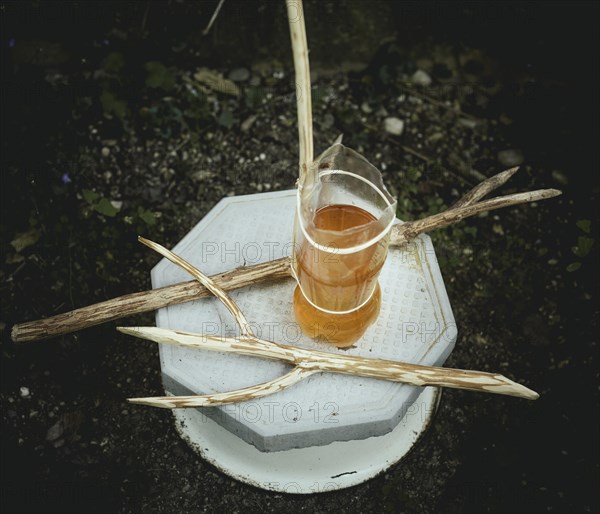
left=322, top=113, right=335, bottom=129
left=551, top=170, right=568, bottom=185
left=20, top=387, right=30, bottom=398
left=458, top=118, right=478, bottom=130
left=361, top=102, right=373, bottom=114
left=241, top=115, right=257, bottom=132
left=228, top=67, right=250, bottom=82
left=383, top=117, right=404, bottom=136
left=497, top=149, right=524, bottom=167
left=101, top=147, right=110, bottom=157
left=411, top=69, right=432, bottom=87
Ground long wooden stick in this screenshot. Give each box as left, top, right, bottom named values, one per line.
left=391, top=187, right=560, bottom=245
left=119, top=328, right=539, bottom=405
left=118, top=239, right=534, bottom=403
left=138, top=236, right=255, bottom=338
left=287, top=0, right=313, bottom=183
left=117, top=235, right=539, bottom=407
left=450, top=166, right=519, bottom=208
left=11, top=171, right=561, bottom=343
left=11, top=257, right=291, bottom=342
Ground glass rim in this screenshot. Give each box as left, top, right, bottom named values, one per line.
left=296, top=169, right=396, bottom=255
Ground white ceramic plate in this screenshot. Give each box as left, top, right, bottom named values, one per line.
left=172, top=386, right=441, bottom=493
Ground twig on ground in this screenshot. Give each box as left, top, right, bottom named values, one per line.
left=202, top=0, right=225, bottom=36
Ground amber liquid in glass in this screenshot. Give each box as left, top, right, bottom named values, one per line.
left=293, top=204, right=388, bottom=347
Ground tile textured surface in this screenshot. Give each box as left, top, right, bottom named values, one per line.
left=151, top=190, right=456, bottom=452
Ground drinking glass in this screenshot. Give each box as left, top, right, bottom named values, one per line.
left=291, top=143, right=397, bottom=347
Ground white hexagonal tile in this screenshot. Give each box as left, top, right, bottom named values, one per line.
left=151, top=190, right=457, bottom=452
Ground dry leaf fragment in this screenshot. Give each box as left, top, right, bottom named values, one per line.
left=11, top=228, right=41, bottom=253
left=193, top=68, right=240, bottom=97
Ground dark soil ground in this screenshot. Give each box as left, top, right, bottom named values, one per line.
left=1, top=1, right=598, bottom=513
